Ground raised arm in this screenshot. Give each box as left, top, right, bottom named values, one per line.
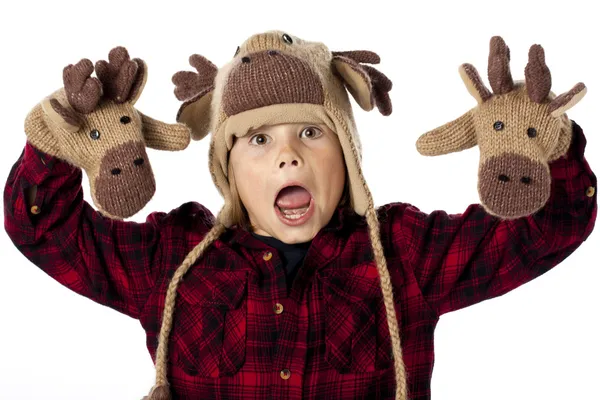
left=385, top=120, right=596, bottom=317
left=4, top=141, right=170, bottom=319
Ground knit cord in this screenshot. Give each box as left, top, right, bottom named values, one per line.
left=147, top=220, right=227, bottom=400
left=365, top=202, right=409, bottom=400
left=328, top=99, right=409, bottom=399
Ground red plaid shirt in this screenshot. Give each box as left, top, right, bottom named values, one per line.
left=4, top=121, right=597, bottom=399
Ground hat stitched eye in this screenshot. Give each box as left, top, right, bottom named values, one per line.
left=527, top=127, right=537, bottom=138
left=234, top=46, right=240, bottom=57
left=282, top=33, right=293, bottom=44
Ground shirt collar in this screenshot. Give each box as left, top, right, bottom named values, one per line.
left=225, top=205, right=361, bottom=250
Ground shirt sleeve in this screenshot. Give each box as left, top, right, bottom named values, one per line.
left=3, top=140, right=170, bottom=319
left=386, top=120, right=597, bottom=317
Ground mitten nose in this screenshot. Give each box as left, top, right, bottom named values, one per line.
left=478, top=153, right=551, bottom=219
left=93, top=140, right=156, bottom=219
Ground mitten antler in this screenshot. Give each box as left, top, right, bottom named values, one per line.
left=95, top=46, right=146, bottom=103
left=63, top=59, right=103, bottom=114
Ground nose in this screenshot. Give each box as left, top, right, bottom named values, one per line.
left=279, top=159, right=299, bottom=168
left=111, top=157, right=145, bottom=175
left=95, top=141, right=155, bottom=219
left=223, top=49, right=324, bottom=115
left=478, top=153, right=551, bottom=218
left=278, top=145, right=302, bottom=169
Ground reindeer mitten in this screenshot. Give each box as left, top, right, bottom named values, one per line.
left=23, top=46, right=192, bottom=220
left=415, top=36, right=587, bottom=219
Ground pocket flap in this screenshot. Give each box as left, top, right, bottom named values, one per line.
left=178, top=269, right=248, bottom=310
left=320, top=262, right=384, bottom=304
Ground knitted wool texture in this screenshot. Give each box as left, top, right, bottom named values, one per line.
left=145, top=31, right=409, bottom=400
left=416, top=36, right=586, bottom=219
left=23, top=46, right=191, bottom=219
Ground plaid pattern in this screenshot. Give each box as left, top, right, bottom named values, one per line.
left=4, top=121, right=596, bottom=399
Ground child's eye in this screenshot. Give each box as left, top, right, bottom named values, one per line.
left=301, top=126, right=323, bottom=139
left=249, top=133, right=270, bottom=146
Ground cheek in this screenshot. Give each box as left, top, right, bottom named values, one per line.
left=314, top=148, right=346, bottom=191
left=232, top=157, right=269, bottom=200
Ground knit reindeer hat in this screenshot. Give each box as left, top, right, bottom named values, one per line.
left=144, top=30, right=409, bottom=400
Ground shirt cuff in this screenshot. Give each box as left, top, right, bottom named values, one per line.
left=22, top=141, right=77, bottom=185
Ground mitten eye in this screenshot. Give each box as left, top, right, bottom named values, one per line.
left=90, top=129, right=100, bottom=140
left=527, top=127, right=537, bottom=138
left=493, top=121, right=504, bottom=131
left=282, top=33, right=293, bottom=44
left=120, top=116, right=131, bottom=124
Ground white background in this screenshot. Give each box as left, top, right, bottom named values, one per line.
left=1, top=1, right=598, bottom=399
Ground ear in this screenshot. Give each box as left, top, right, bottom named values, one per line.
left=331, top=51, right=392, bottom=116
left=176, top=89, right=214, bottom=141
left=459, top=64, right=493, bottom=104
left=128, top=58, right=148, bottom=105
left=548, top=82, right=587, bottom=118
left=139, top=111, right=191, bottom=151
left=416, top=110, right=477, bottom=156
left=41, top=97, right=81, bottom=132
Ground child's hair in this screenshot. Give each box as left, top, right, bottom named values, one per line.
left=227, top=152, right=352, bottom=232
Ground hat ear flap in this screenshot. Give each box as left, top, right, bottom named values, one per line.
left=331, top=51, right=392, bottom=116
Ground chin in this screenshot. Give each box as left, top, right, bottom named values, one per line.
left=272, top=224, right=318, bottom=244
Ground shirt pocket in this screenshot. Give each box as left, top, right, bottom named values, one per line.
left=170, top=269, right=248, bottom=378
left=320, top=262, right=394, bottom=374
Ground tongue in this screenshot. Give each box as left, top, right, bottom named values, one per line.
left=276, top=186, right=311, bottom=209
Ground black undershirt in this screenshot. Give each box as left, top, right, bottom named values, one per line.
left=250, top=232, right=311, bottom=293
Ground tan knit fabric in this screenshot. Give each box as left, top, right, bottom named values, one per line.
left=23, top=46, right=191, bottom=219
left=416, top=36, right=586, bottom=219
left=146, top=31, right=409, bottom=399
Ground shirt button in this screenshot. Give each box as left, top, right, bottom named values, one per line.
left=280, top=368, right=291, bottom=380
left=586, top=186, right=595, bottom=197
left=273, top=303, right=284, bottom=314
left=30, top=205, right=41, bottom=215
left=263, top=251, right=273, bottom=261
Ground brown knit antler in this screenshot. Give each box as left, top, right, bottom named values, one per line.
left=488, top=36, right=514, bottom=95
left=62, top=59, right=103, bottom=114
left=332, top=50, right=393, bottom=115
left=95, top=46, right=145, bottom=103
left=525, top=44, right=552, bottom=104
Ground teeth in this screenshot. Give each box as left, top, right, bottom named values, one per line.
left=278, top=205, right=309, bottom=219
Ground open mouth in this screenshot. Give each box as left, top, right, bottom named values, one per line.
left=274, top=184, right=315, bottom=225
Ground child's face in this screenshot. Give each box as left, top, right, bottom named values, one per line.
left=230, top=122, right=346, bottom=244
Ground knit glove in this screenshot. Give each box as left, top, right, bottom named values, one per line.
left=24, top=46, right=192, bottom=220
left=415, top=36, right=587, bottom=219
